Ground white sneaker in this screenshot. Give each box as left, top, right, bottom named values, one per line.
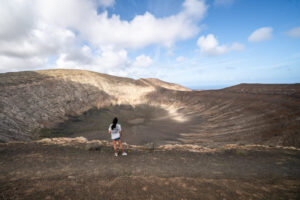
left=122, top=152, right=127, bottom=156
left=114, top=152, right=118, bottom=157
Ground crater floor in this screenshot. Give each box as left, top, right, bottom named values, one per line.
left=39, top=104, right=192, bottom=146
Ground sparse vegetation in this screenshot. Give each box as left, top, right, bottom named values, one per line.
left=236, top=149, right=248, bottom=156
left=38, top=128, right=72, bottom=138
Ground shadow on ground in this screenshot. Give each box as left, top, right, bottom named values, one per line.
left=38, top=104, right=190, bottom=146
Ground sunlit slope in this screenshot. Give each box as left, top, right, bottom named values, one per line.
left=140, top=84, right=300, bottom=147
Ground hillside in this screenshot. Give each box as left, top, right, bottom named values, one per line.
left=138, top=78, right=192, bottom=91
left=0, top=69, right=188, bottom=142
left=0, top=69, right=300, bottom=148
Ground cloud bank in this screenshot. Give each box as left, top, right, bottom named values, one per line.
left=0, top=0, right=208, bottom=74
left=286, top=27, right=300, bottom=38
left=248, top=27, right=273, bottom=42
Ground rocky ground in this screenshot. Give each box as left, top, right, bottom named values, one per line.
left=0, top=139, right=299, bottom=200
left=1, top=69, right=300, bottom=199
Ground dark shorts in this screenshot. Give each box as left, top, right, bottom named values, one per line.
left=113, top=137, right=120, bottom=141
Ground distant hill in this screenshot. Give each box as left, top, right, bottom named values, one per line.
left=138, top=78, right=191, bottom=91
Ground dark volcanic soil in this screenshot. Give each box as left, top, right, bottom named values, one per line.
left=0, top=142, right=299, bottom=200
left=41, top=104, right=190, bottom=146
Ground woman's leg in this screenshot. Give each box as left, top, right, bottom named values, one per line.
left=113, top=140, right=117, bottom=153
left=118, top=140, right=124, bottom=152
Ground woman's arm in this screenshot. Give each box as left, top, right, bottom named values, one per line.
left=120, top=130, right=122, bottom=137
left=108, top=124, right=111, bottom=134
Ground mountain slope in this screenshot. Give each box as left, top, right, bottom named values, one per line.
left=0, top=69, right=190, bottom=142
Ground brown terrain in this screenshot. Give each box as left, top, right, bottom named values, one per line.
left=0, top=69, right=300, bottom=199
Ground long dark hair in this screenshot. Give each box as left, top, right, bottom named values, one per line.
left=111, top=117, right=118, bottom=130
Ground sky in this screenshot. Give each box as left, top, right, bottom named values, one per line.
left=0, top=0, right=300, bottom=89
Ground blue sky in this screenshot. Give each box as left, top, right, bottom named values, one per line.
left=0, top=0, right=300, bottom=89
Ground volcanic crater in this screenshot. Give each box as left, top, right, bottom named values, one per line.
left=1, top=69, right=299, bottom=147
left=1, top=69, right=300, bottom=199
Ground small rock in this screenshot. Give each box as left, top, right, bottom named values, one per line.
left=85, top=142, right=101, bottom=151
left=144, top=142, right=155, bottom=151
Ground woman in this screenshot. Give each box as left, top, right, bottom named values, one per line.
left=108, top=117, right=127, bottom=157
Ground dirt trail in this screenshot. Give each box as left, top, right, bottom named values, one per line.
left=0, top=142, right=299, bottom=200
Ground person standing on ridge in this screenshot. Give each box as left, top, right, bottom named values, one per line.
left=108, top=117, right=127, bottom=157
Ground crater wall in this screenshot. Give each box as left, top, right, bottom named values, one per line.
left=0, top=69, right=299, bottom=147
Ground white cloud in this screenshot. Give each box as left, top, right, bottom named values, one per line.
left=182, top=0, right=208, bottom=19
left=132, top=54, right=153, bottom=67
left=286, top=27, right=300, bottom=38
left=56, top=46, right=129, bottom=72
left=36, top=0, right=207, bottom=49
left=97, top=0, right=115, bottom=8
left=214, top=0, right=235, bottom=7
left=176, top=56, right=187, bottom=62
left=0, top=23, right=76, bottom=58
left=0, top=0, right=35, bottom=40
left=132, top=55, right=153, bottom=68
left=248, top=27, right=273, bottom=42
left=0, top=20, right=77, bottom=72
left=197, top=34, right=244, bottom=56
left=0, top=55, right=47, bottom=73
left=111, top=54, right=155, bottom=78
left=231, top=42, right=245, bottom=51
left=0, top=0, right=208, bottom=73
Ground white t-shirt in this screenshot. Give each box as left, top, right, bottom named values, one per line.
left=108, top=124, right=122, bottom=139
